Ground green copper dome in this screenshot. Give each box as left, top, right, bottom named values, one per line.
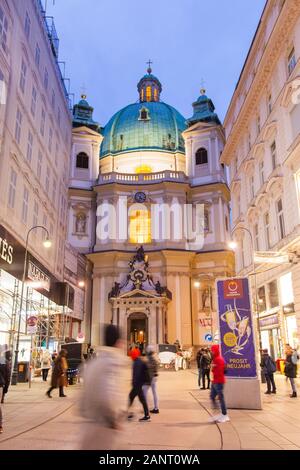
left=100, top=68, right=186, bottom=158
left=100, top=101, right=186, bottom=158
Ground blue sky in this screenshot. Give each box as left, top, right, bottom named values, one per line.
left=45, top=0, right=266, bottom=125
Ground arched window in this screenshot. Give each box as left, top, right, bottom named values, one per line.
left=154, top=88, right=158, bottom=101
left=146, top=86, right=152, bottom=102
left=139, top=107, right=150, bottom=121
left=129, top=208, right=151, bottom=244
left=195, top=148, right=208, bottom=165
left=76, top=152, right=89, bottom=169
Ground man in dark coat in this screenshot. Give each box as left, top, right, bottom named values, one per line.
left=260, top=349, right=276, bottom=394
left=200, top=348, right=211, bottom=390
left=196, top=349, right=204, bottom=388
left=128, top=349, right=151, bottom=421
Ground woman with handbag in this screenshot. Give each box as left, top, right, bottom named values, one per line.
left=285, top=345, right=298, bottom=398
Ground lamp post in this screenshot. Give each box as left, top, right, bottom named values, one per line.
left=11, top=225, right=51, bottom=385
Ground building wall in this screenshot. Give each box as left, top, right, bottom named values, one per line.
left=222, top=0, right=300, bottom=354
left=0, top=0, right=71, bottom=279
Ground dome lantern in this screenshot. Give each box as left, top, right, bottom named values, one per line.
left=137, top=61, right=162, bottom=103
left=187, top=88, right=221, bottom=127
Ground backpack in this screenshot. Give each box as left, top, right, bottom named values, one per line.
left=268, top=358, right=277, bottom=373
left=291, top=351, right=299, bottom=366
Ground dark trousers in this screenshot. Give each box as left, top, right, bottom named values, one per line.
left=129, top=386, right=149, bottom=416
left=42, top=369, right=49, bottom=381
left=202, top=369, right=210, bottom=388
left=198, top=368, right=202, bottom=387
left=47, top=385, right=65, bottom=396
left=265, top=373, right=276, bottom=392
left=210, top=383, right=227, bottom=416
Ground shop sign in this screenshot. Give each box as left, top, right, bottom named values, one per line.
left=0, top=227, right=14, bottom=266
left=27, top=261, right=50, bottom=292
left=259, top=314, right=279, bottom=329
left=216, top=277, right=257, bottom=378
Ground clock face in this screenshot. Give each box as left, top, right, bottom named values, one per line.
left=134, top=192, right=146, bottom=203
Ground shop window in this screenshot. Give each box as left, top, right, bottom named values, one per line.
left=268, top=280, right=279, bottom=309
left=195, top=148, right=208, bottom=165
left=129, top=208, right=151, bottom=244
left=258, top=286, right=266, bottom=312
left=76, top=152, right=89, bottom=169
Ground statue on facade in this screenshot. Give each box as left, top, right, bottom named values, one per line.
left=108, top=282, right=121, bottom=299
left=76, top=213, right=86, bottom=233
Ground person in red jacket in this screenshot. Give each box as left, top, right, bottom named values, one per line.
left=210, top=344, right=230, bottom=423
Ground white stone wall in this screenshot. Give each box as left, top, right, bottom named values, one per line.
left=0, top=0, right=72, bottom=279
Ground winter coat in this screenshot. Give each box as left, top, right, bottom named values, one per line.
left=41, top=354, right=51, bottom=369
left=0, top=360, right=11, bottom=394
left=211, top=344, right=226, bottom=384
left=132, top=357, right=150, bottom=388
left=79, top=346, right=129, bottom=427
left=51, top=355, right=68, bottom=388
left=200, top=352, right=211, bottom=370
left=284, top=354, right=297, bottom=379
left=196, top=351, right=202, bottom=369
left=146, top=354, right=159, bottom=381
left=260, top=353, right=276, bottom=375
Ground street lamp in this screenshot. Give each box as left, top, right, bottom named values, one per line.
left=228, top=226, right=263, bottom=350
left=11, top=225, right=51, bottom=385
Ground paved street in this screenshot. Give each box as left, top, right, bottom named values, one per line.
left=0, top=368, right=300, bottom=450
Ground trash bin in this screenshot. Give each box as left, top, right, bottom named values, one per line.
left=17, top=361, right=29, bottom=382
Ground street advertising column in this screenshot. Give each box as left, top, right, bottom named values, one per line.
left=216, top=278, right=257, bottom=378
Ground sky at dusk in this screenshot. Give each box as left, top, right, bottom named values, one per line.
left=44, top=0, right=266, bottom=125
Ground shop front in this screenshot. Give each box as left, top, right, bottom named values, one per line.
left=259, top=313, right=283, bottom=360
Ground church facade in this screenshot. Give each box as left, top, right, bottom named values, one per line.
left=67, top=67, right=234, bottom=349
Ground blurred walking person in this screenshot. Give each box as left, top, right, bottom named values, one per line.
left=79, top=324, right=129, bottom=449
left=260, top=349, right=276, bottom=394
left=143, top=345, right=159, bottom=414
left=128, top=349, right=151, bottom=422
left=200, top=348, right=211, bottom=390
left=196, top=348, right=203, bottom=388
left=285, top=345, right=298, bottom=398
left=210, top=344, right=229, bottom=423
left=0, top=350, right=12, bottom=404
left=46, top=349, right=68, bottom=398
left=41, top=350, right=51, bottom=382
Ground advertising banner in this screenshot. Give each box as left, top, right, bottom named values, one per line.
left=216, top=278, right=257, bottom=378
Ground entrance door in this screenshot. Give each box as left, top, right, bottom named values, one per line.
left=127, top=313, right=148, bottom=354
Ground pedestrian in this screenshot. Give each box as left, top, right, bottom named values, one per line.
left=128, top=343, right=141, bottom=360
left=200, top=348, right=211, bottom=390
left=0, top=350, right=12, bottom=404
left=46, top=349, right=68, bottom=398
left=41, top=350, right=51, bottom=382
left=210, top=344, right=229, bottom=423
left=143, top=345, right=159, bottom=414
left=196, top=348, right=203, bottom=388
left=79, top=324, right=129, bottom=449
left=284, top=345, right=298, bottom=398
left=128, top=348, right=151, bottom=422
left=260, top=348, right=277, bottom=394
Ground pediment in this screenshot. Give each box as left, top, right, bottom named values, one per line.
left=119, top=288, right=159, bottom=299
left=72, top=126, right=101, bottom=138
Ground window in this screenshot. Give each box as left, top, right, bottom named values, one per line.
left=276, top=198, right=285, bottom=240
left=26, top=130, right=33, bottom=164
left=139, top=107, right=150, bottom=120
left=52, top=179, right=57, bottom=205
left=288, top=47, right=296, bottom=75
left=254, top=223, right=259, bottom=251
left=40, top=108, right=45, bottom=136
left=280, top=272, right=294, bottom=306
left=31, top=86, right=37, bottom=116
left=48, top=128, right=53, bottom=153
left=247, top=133, right=251, bottom=152
left=76, top=152, right=89, bottom=169
left=24, top=12, right=31, bottom=39
left=15, top=108, right=22, bottom=144
left=129, top=208, right=151, bottom=244
left=259, top=160, right=265, bottom=185
left=57, top=107, right=61, bottom=126
left=21, top=187, right=29, bottom=223
left=204, top=209, right=210, bottom=232
left=258, top=286, right=267, bottom=312
left=195, top=148, right=208, bottom=165
left=154, top=88, right=158, bottom=101
left=51, top=90, right=55, bottom=108
left=35, top=44, right=40, bottom=67
left=33, top=200, right=39, bottom=227
left=55, top=142, right=59, bottom=166
left=237, top=194, right=241, bottom=218
left=45, top=166, right=50, bottom=193
left=44, top=68, right=48, bottom=90
left=264, top=212, right=271, bottom=249
left=267, top=94, right=272, bottom=115
left=19, top=59, right=27, bottom=93
left=256, top=115, right=261, bottom=135
left=268, top=280, right=279, bottom=309
left=250, top=175, right=255, bottom=199
left=141, top=88, right=144, bottom=101
left=225, top=215, right=229, bottom=232
left=146, top=86, right=151, bottom=102
left=0, top=6, right=8, bottom=52
left=8, top=168, right=17, bottom=209
left=37, top=151, right=42, bottom=179
left=271, top=141, right=276, bottom=170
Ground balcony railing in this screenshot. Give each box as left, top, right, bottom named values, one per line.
left=97, top=170, right=188, bottom=185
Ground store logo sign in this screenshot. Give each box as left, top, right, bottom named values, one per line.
left=27, top=261, right=50, bottom=292
left=223, top=279, right=244, bottom=299
left=0, top=237, right=14, bottom=265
